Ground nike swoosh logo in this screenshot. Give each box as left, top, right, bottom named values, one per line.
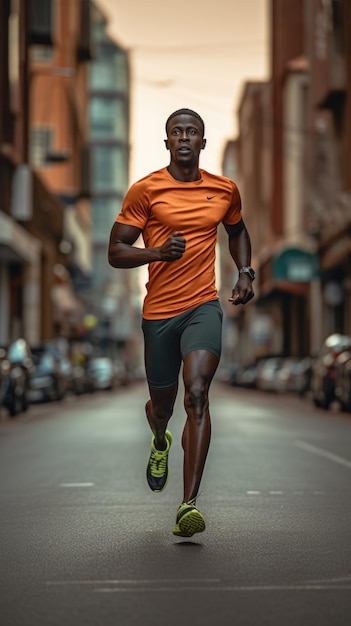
left=207, top=195, right=216, bottom=200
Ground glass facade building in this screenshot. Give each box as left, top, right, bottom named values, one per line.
left=88, top=5, right=136, bottom=351
left=89, top=6, right=130, bottom=287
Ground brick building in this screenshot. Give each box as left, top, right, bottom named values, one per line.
left=222, top=0, right=351, bottom=365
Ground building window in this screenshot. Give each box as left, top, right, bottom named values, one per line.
left=30, top=45, right=55, bottom=63
left=331, top=0, right=343, bottom=55
left=28, top=0, right=53, bottom=46
left=90, top=97, right=128, bottom=141
left=91, top=198, right=121, bottom=242
left=8, top=2, right=20, bottom=114
left=90, top=45, right=129, bottom=92
left=92, top=145, right=128, bottom=193
left=30, top=126, right=54, bottom=167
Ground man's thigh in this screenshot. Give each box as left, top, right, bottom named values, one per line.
left=142, top=316, right=182, bottom=389
left=142, top=300, right=223, bottom=389
left=182, top=349, right=220, bottom=389
left=180, top=300, right=223, bottom=361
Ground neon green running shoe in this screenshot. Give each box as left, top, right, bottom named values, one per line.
left=146, top=430, right=172, bottom=492
left=172, top=499, right=206, bottom=537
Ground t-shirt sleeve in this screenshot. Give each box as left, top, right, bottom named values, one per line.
left=222, top=183, right=242, bottom=225
left=115, top=180, right=150, bottom=229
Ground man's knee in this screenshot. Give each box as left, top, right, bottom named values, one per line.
left=184, top=382, right=208, bottom=417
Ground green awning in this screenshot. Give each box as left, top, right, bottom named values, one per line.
left=272, top=248, right=319, bottom=282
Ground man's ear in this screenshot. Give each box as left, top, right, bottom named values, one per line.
left=202, top=138, right=206, bottom=150
left=164, top=139, right=169, bottom=150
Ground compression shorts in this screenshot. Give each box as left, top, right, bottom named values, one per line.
left=141, top=300, right=223, bottom=389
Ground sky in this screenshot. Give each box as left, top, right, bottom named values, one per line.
left=95, top=0, right=270, bottom=184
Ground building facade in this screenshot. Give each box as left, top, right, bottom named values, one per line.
left=87, top=4, right=139, bottom=366
left=305, top=0, right=351, bottom=340
left=222, top=0, right=351, bottom=366
left=29, top=0, right=93, bottom=341
left=0, top=0, right=43, bottom=345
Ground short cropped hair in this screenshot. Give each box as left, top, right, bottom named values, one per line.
left=165, top=108, right=205, bottom=137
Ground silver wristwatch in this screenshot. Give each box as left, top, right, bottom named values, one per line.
left=238, top=266, right=256, bottom=281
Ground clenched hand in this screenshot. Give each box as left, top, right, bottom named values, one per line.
left=159, top=231, right=186, bottom=262
left=228, top=273, right=254, bottom=305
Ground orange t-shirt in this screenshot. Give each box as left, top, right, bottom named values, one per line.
left=116, top=167, right=242, bottom=319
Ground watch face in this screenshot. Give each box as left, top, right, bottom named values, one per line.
left=248, top=268, right=255, bottom=280
left=240, top=267, right=255, bottom=280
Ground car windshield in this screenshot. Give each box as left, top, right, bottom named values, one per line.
left=35, top=354, right=55, bottom=373
left=317, top=336, right=351, bottom=358
left=7, top=339, right=29, bottom=362
left=324, top=334, right=351, bottom=351
left=89, top=359, right=112, bottom=372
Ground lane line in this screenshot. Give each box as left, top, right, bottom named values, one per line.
left=295, top=440, right=351, bottom=470
left=245, top=490, right=326, bottom=496
left=46, top=578, right=221, bottom=586
left=59, top=483, right=95, bottom=487
left=45, top=578, right=351, bottom=593
left=93, top=584, right=351, bottom=593
left=308, top=576, right=351, bottom=584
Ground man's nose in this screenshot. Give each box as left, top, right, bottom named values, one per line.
left=179, top=131, right=189, bottom=141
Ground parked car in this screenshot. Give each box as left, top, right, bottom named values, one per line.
left=311, top=334, right=351, bottom=409
left=236, top=363, right=259, bottom=388
left=29, top=347, right=69, bottom=402
left=0, top=348, right=28, bottom=417
left=0, top=339, right=34, bottom=417
left=55, top=353, right=79, bottom=395
left=44, top=341, right=74, bottom=389
left=70, top=364, right=96, bottom=395
left=335, top=350, right=351, bottom=412
left=7, top=337, right=35, bottom=403
left=275, top=356, right=312, bottom=395
left=256, top=357, right=284, bottom=392
left=87, top=357, right=119, bottom=391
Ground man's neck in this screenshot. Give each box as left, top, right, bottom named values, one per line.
left=167, top=162, right=201, bottom=182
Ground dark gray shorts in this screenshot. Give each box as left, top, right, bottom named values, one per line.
left=142, top=300, right=223, bottom=390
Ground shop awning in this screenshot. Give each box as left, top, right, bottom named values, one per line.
left=272, top=248, right=319, bottom=282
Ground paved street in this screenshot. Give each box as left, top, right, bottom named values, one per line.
left=1, top=379, right=351, bottom=625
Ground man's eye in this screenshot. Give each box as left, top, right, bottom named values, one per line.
left=188, top=129, right=196, bottom=135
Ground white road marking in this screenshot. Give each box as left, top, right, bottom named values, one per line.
left=245, top=490, right=325, bottom=496
left=59, top=483, right=95, bottom=487
left=295, top=440, right=351, bottom=469
left=46, top=578, right=220, bottom=586
left=45, top=578, right=351, bottom=592
left=308, top=576, right=351, bottom=584
left=94, top=584, right=351, bottom=593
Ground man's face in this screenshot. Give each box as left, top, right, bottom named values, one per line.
left=165, top=114, right=206, bottom=166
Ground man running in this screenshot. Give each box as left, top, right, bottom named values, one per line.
left=108, top=108, right=255, bottom=537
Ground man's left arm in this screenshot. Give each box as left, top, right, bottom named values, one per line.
left=223, top=218, right=255, bottom=306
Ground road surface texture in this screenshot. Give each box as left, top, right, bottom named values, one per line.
left=1, top=380, right=350, bottom=625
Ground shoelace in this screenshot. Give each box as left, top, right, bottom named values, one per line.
left=186, top=491, right=204, bottom=507
left=149, top=448, right=168, bottom=477
left=186, top=497, right=197, bottom=507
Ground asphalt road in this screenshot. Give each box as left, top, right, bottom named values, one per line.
left=1, top=380, right=351, bottom=626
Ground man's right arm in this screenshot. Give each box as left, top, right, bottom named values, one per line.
left=108, top=222, right=186, bottom=268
